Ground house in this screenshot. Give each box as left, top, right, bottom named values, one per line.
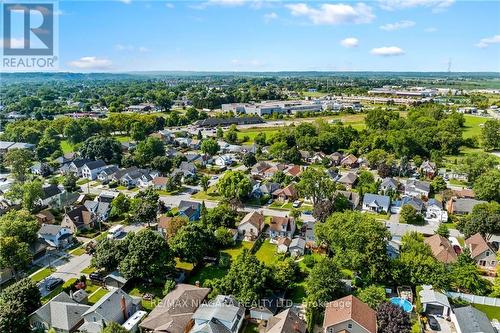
left=284, top=165, right=303, bottom=178
left=104, top=271, right=129, bottom=289
left=265, top=308, right=306, bottom=333
left=401, top=196, right=424, bottom=212
left=465, top=233, right=497, bottom=270
left=379, top=177, right=398, bottom=193
left=304, top=221, right=316, bottom=247
left=253, top=182, right=281, bottom=198
left=269, top=216, right=296, bottom=240
left=84, top=200, right=110, bottom=222
left=151, top=176, right=168, bottom=190
left=424, top=235, right=457, bottom=264
left=251, top=161, right=272, bottom=177
left=425, top=199, right=448, bottom=223
left=97, top=165, right=119, bottom=182
left=238, top=211, right=265, bottom=241
left=276, top=237, right=291, bottom=253
left=336, top=191, right=360, bottom=209
left=272, top=184, right=298, bottom=202
left=81, top=160, right=107, bottom=180
left=387, top=240, right=401, bottom=259
left=31, top=162, right=52, bottom=176
left=328, top=152, right=343, bottom=166
left=340, top=154, right=358, bottom=168
left=447, top=198, right=486, bottom=215
left=214, top=155, right=233, bottom=167
left=404, top=179, right=431, bottom=198
left=263, top=164, right=287, bottom=178
left=453, top=188, right=475, bottom=199
left=174, top=162, right=197, bottom=179
left=40, top=184, right=63, bottom=207
left=362, top=193, right=390, bottom=213
left=38, top=224, right=73, bottom=249
left=35, top=210, right=55, bottom=225
left=190, top=295, right=245, bottom=333
left=250, top=295, right=282, bottom=321
left=61, top=159, right=92, bottom=177
left=310, top=152, right=327, bottom=164
left=452, top=305, right=495, bottom=333
left=323, top=295, right=377, bottom=333
left=178, top=200, right=202, bottom=222
left=289, top=237, right=306, bottom=257
left=111, top=167, right=155, bottom=187
left=337, top=172, right=358, bottom=189
left=61, top=206, right=96, bottom=233
left=29, top=292, right=91, bottom=333
left=140, top=284, right=210, bottom=333
left=419, top=285, right=451, bottom=317
left=420, top=160, right=437, bottom=178
left=79, top=288, right=141, bottom=333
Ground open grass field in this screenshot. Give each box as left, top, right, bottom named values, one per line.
left=187, top=264, right=228, bottom=285
left=463, top=114, right=488, bottom=139
left=222, top=241, right=254, bottom=260
left=60, top=140, right=74, bottom=154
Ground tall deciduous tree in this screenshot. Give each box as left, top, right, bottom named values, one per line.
left=4, top=149, right=33, bottom=182
left=169, top=223, right=214, bottom=264
left=296, top=167, right=336, bottom=205
left=79, top=136, right=122, bottom=164
left=473, top=169, right=500, bottom=202
left=200, top=139, right=220, bottom=156
left=217, top=170, right=252, bottom=204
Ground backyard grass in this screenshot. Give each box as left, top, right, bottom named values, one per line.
left=30, top=267, right=56, bottom=283
left=175, top=258, right=195, bottom=272
left=237, top=127, right=281, bottom=144
left=187, top=264, right=228, bottom=285
left=88, top=288, right=110, bottom=305
left=114, top=135, right=132, bottom=143
left=221, top=241, right=254, bottom=260
left=254, top=240, right=278, bottom=266
left=473, top=303, right=500, bottom=320
left=127, top=282, right=164, bottom=311
left=289, top=280, right=307, bottom=303
left=242, top=322, right=260, bottom=333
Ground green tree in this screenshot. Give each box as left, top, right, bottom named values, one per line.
left=4, top=149, right=33, bottom=182
left=451, top=248, right=491, bottom=295
left=131, top=122, right=147, bottom=141
left=217, top=170, right=252, bottom=204
left=169, top=223, right=215, bottom=263
left=356, top=285, right=387, bottom=309
left=110, top=193, right=131, bottom=219
left=481, top=119, right=500, bottom=150
left=272, top=257, right=299, bottom=290
left=242, top=152, right=257, bottom=167
left=62, top=172, right=78, bottom=192
left=473, top=169, right=500, bottom=202
left=79, top=136, right=122, bottom=164
left=436, top=223, right=450, bottom=238
left=457, top=202, right=500, bottom=238
left=151, top=156, right=173, bottom=175
left=119, top=229, right=174, bottom=282
left=92, top=238, right=123, bottom=272
left=0, top=237, right=32, bottom=278
left=296, top=167, right=336, bottom=205
left=200, top=139, right=220, bottom=156
left=200, top=175, right=210, bottom=192
left=203, top=204, right=238, bottom=228
left=224, top=126, right=238, bottom=143
left=131, top=188, right=159, bottom=227
left=461, top=152, right=498, bottom=183
left=0, top=210, right=38, bottom=244
left=431, top=176, right=447, bottom=194
left=134, top=137, right=165, bottom=167
left=0, top=278, right=41, bottom=333
left=6, top=179, right=43, bottom=213
left=209, top=249, right=270, bottom=303
left=399, top=205, right=424, bottom=225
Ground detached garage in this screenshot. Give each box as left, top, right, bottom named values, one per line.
left=419, top=285, right=451, bottom=317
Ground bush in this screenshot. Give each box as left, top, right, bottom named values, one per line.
left=302, top=254, right=317, bottom=269
left=163, top=279, right=176, bottom=296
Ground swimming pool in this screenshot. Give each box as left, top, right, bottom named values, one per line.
left=390, top=297, right=413, bottom=313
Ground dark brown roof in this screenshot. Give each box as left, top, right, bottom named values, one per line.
left=323, top=295, right=376, bottom=333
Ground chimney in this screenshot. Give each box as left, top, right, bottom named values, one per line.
left=120, top=295, right=128, bottom=321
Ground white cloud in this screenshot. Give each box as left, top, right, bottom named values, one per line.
left=340, top=37, right=359, bottom=48
left=425, top=27, right=437, bottom=33
left=285, top=2, right=375, bottom=25
left=380, top=20, right=415, bottom=31
left=1, top=38, right=25, bottom=49
left=264, top=12, right=278, bottom=22
left=475, top=35, right=500, bottom=48
left=68, top=57, right=113, bottom=70
left=138, top=46, right=150, bottom=52
left=370, top=46, right=405, bottom=56
left=119, top=0, right=132, bottom=3
left=165, top=3, right=175, bottom=8
left=379, top=0, right=454, bottom=12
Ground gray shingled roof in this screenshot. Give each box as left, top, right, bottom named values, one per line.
left=454, top=306, right=495, bottom=333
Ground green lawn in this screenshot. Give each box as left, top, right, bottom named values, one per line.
left=69, top=247, right=86, bottom=256
left=42, top=278, right=78, bottom=304
left=463, top=115, right=487, bottom=139
left=81, top=266, right=96, bottom=275
left=191, top=186, right=222, bottom=201
left=30, top=267, right=56, bottom=283
left=473, top=304, right=500, bottom=320
left=127, top=283, right=164, bottom=311
left=88, top=288, right=110, bottom=305
left=221, top=241, right=254, bottom=260
left=175, top=258, right=195, bottom=272
left=242, top=322, right=260, bottom=333
left=60, top=140, right=74, bottom=154
left=187, top=264, right=228, bottom=285
left=237, top=127, right=281, bottom=144
left=255, top=240, right=278, bottom=265
left=115, top=135, right=132, bottom=143
left=77, top=178, right=91, bottom=185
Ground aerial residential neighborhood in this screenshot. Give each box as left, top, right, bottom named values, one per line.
left=0, top=1, right=499, bottom=333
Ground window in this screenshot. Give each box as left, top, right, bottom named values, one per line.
left=348, top=323, right=353, bottom=329
left=486, top=251, right=491, bottom=257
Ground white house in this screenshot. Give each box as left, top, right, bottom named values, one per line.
left=362, top=193, right=391, bottom=213
left=425, top=199, right=448, bottom=223
left=81, top=160, right=107, bottom=180
left=289, top=237, right=306, bottom=257
left=404, top=179, right=431, bottom=198
left=190, top=295, right=244, bottom=333
left=38, top=224, right=73, bottom=249
left=237, top=211, right=265, bottom=241
left=214, top=155, right=233, bottom=167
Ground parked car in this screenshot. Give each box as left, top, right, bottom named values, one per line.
left=267, top=198, right=273, bottom=205
left=89, top=272, right=104, bottom=283
left=292, top=200, right=302, bottom=208
left=303, top=210, right=312, bottom=215
left=46, top=278, right=63, bottom=291
left=427, top=315, right=440, bottom=331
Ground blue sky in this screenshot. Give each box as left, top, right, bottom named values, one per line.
left=54, top=0, right=500, bottom=72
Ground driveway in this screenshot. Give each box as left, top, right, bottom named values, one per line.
left=50, top=253, right=92, bottom=281
left=425, top=316, right=454, bottom=333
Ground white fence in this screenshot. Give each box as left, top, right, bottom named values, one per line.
left=446, top=291, right=500, bottom=307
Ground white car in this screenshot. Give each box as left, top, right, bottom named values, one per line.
left=292, top=200, right=302, bottom=208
